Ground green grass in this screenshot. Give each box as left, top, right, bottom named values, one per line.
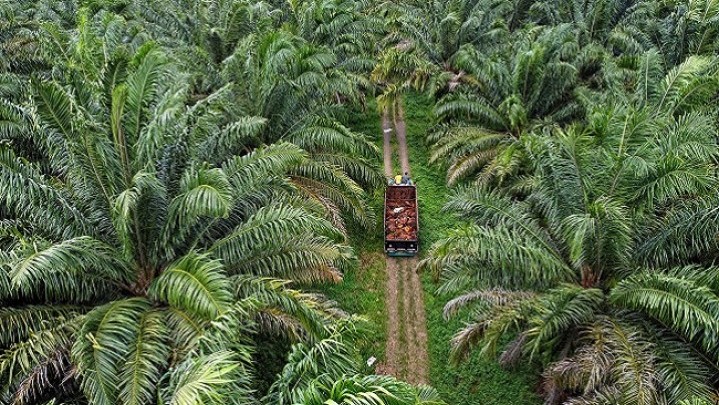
left=318, top=243, right=387, bottom=362
left=328, top=94, right=541, bottom=403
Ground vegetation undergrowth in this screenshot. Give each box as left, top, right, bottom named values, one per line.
left=313, top=208, right=388, bottom=364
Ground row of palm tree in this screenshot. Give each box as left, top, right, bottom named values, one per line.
left=413, top=0, right=719, bottom=187
left=8, top=0, right=719, bottom=403
left=415, top=0, right=719, bottom=403
left=0, top=1, right=445, bottom=404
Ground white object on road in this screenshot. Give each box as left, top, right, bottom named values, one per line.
left=367, top=356, right=377, bottom=367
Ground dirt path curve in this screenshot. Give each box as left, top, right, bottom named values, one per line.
left=376, top=105, right=429, bottom=384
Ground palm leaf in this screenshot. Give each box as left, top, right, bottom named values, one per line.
left=149, top=253, right=233, bottom=322
left=611, top=272, right=719, bottom=361
left=72, top=298, right=150, bottom=405
left=119, top=309, right=170, bottom=405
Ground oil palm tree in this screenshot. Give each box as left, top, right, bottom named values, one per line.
left=0, top=0, right=79, bottom=76
left=640, top=0, right=719, bottom=66
left=377, top=0, right=498, bottom=95
left=370, top=42, right=434, bottom=152
left=422, top=104, right=719, bottom=403
left=457, top=0, right=537, bottom=32
left=286, top=0, right=382, bottom=107
left=0, top=0, right=86, bottom=173
left=222, top=30, right=383, bottom=231
left=122, top=0, right=279, bottom=94
left=121, top=0, right=383, bottom=231
left=288, top=0, right=382, bottom=71
left=428, top=28, right=581, bottom=187
left=13, top=4, right=382, bottom=235
left=628, top=51, right=719, bottom=116
left=0, top=27, right=357, bottom=404
left=500, top=0, right=656, bottom=57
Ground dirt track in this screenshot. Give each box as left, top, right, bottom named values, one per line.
left=382, top=111, right=394, bottom=178
left=376, top=104, right=429, bottom=384
left=393, top=103, right=411, bottom=176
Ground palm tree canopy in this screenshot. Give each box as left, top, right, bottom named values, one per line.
left=0, top=10, right=383, bottom=404
left=424, top=94, right=719, bottom=402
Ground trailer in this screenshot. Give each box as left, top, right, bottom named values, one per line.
left=384, top=185, right=419, bottom=256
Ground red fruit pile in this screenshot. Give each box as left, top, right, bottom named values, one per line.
left=385, top=200, right=417, bottom=240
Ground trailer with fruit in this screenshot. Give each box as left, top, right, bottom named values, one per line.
left=384, top=185, right=419, bottom=256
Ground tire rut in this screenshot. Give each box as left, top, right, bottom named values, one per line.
left=401, top=258, right=414, bottom=379
left=378, top=258, right=401, bottom=376
left=405, top=257, right=429, bottom=384
left=382, top=111, right=394, bottom=178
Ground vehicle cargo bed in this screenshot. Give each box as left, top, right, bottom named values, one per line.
left=384, top=185, right=419, bottom=256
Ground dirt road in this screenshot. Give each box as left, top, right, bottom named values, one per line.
left=393, top=102, right=411, bottom=176
left=376, top=105, right=429, bottom=384
left=382, top=111, right=394, bottom=178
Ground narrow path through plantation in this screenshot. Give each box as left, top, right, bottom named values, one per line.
left=376, top=107, right=429, bottom=384
left=336, top=95, right=541, bottom=404
left=393, top=104, right=411, bottom=176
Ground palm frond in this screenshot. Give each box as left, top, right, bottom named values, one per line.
left=149, top=253, right=233, bottom=321
left=72, top=298, right=150, bottom=405
left=162, top=351, right=243, bottom=405
left=233, top=276, right=342, bottom=341
left=119, top=309, right=170, bottom=405
left=8, top=237, right=130, bottom=301
left=0, top=306, right=84, bottom=348
left=525, top=285, right=604, bottom=360
left=611, top=272, right=719, bottom=361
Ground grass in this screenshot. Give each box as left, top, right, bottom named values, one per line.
left=401, top=95, right=459, bottom=248
left=326, top=93, right=541, bottom=403
left=318, top=245, right=387, bottom=363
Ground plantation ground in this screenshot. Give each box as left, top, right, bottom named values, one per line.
left=375, top=95, right=429, bottom=384
left=320, top=95, right=543, bottom=404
